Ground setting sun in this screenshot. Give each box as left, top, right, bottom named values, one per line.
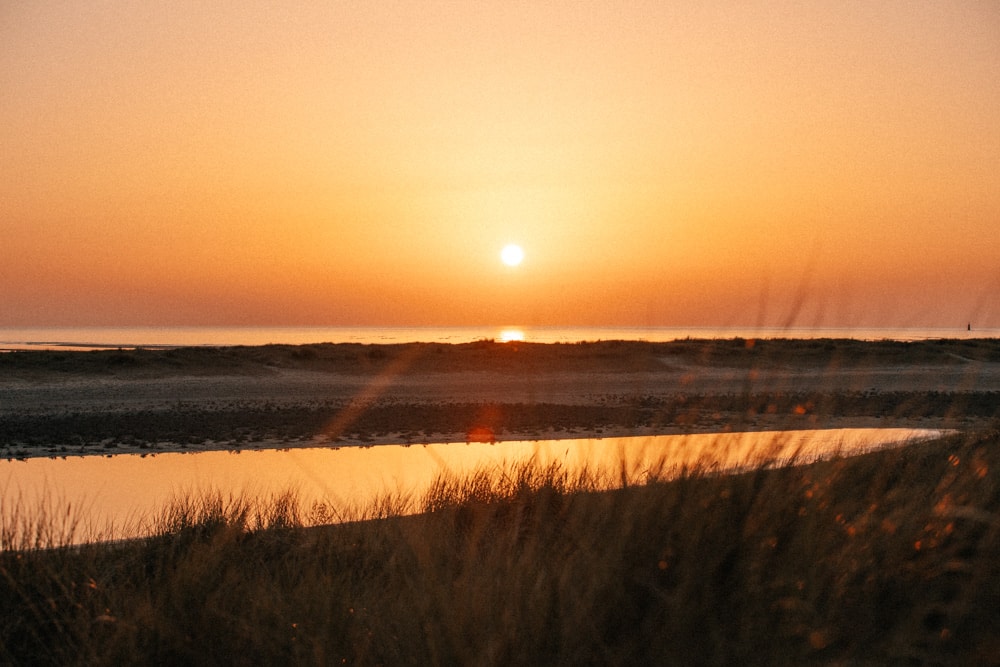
left=501, top=244, right=525, bottom=267
left=1, top=3, right=997, bottom=328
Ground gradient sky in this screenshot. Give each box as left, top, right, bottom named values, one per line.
left=3, top=2, right=998, bottom=328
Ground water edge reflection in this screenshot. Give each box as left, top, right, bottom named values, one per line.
left=1, top=428, right=946, bottom=546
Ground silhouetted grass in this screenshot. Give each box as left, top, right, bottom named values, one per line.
left=2, top=427, right=999, bottom=665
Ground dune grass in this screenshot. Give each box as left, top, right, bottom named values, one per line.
left=1, top=427, right=999, bottom=665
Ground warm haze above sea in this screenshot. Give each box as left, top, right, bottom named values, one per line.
left=1, top=325, right=996, bottom=351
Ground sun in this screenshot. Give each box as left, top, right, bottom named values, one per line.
left=500, top=244, right=524, bottom=267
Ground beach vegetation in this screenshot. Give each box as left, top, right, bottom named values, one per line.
left=2, top=428, right=999, bottom=665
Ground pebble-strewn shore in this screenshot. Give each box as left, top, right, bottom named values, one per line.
left=3, top=339, right=999, bottom=458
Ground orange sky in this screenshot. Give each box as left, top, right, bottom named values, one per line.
left=3, top=2, right=998, bottom=328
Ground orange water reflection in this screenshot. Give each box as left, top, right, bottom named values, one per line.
left=1, top=429, right=944, bottom=546
left=498, top=328, right=525, bottom=342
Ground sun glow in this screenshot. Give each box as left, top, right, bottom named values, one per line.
left=501, top=244, right=524, bottom=267
left=2, top=4, right=997, bottom=328
left=499, top=328, right=525, bottom=343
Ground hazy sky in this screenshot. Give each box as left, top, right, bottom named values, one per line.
left=3, top=2, right=998, bottom=328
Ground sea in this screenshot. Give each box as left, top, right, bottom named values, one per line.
left=0, top=325, right=996, bottom=351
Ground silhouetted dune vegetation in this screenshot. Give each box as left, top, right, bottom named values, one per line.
left=2, top=428, right=999, bottom=665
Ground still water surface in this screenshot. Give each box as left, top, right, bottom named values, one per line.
left=1, top=428, right=945, bottom=546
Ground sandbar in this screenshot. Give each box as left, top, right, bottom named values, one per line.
left=2, top=338, right=998, bottom=459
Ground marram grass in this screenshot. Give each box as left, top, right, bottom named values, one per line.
left=2, top=428, right=999, bottom=665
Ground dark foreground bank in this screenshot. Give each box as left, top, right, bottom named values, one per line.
left=2, top=427, right=999, bottom=665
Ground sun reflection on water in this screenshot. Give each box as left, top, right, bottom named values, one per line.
left=498, top=328, right=525, bottom=343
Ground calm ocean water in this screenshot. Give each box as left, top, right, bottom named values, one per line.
left=0, top=325, right=995, bottom=350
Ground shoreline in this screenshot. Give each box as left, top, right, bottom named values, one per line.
left=3, top=326, right=997, bottom=352
left=1, top=416, right=969, bottom=462
left=3, top=339, right=998, bottom=460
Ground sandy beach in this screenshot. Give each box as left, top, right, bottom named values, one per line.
left=2, top=338, right=999, bottom=459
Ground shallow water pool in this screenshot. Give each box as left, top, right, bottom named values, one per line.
left=1, top=428, right=946, bottom=546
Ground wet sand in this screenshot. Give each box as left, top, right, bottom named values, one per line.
left=2, top=339, right=999, bottom=458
